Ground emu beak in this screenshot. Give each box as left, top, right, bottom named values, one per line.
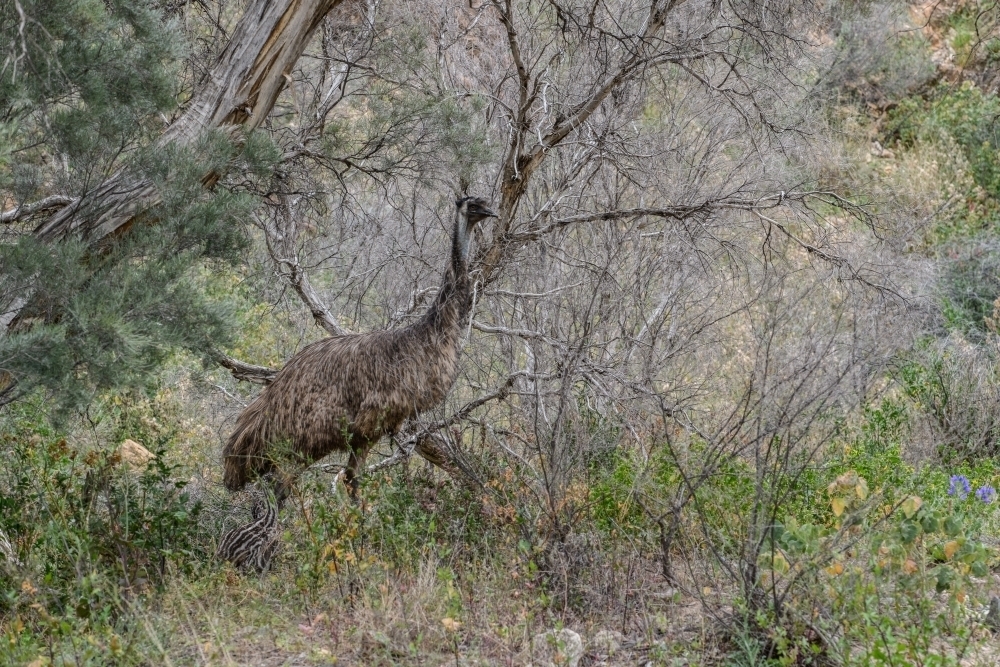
left=468, top=204, right=497, bottom=224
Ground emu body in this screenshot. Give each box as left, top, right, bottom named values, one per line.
left=222, top=197, right=495, bottom=500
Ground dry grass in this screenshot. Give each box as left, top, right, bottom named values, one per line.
left=127, top=528, right=714, bottom=665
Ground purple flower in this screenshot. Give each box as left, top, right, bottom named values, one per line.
left=976, top=485, right=996, bottom=504
left=949, top=474, right=972, bottom=499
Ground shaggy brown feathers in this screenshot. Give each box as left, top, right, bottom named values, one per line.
left=222, top=197, right=496, bottom=497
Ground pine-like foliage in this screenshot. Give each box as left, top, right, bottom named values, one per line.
left=0, top=1, right=272, bottom=413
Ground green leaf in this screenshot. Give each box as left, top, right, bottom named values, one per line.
left=935, top=566, right=954, bottom=592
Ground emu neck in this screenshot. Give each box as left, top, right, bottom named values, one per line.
left=421, top=217, right=472, bottom=335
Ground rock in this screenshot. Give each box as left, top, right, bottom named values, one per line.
left=117, top=439, right=156, bottom=470
left=589, top=629, right=623, bottom=657
left=531, top=628, right=584, bottom=667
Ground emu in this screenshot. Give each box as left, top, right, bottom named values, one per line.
left=216, top=492, right=279, bottom=572
left=218, top=197, right=496, bottom=569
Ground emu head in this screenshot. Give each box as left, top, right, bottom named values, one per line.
left=454, top=196, right=496, bottom=261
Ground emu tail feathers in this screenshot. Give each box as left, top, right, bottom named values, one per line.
left=222, top=399, right=270, bottom=491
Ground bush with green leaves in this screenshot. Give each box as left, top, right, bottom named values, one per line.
left=884, top=83, right=1000, bottom=244
left=0, top=398, right=207, bottom=664
left=898, top=342, right=1000, bottom=460
left=888, top=84, right=1000, bottom=198
left=0, top=0, right=281, bottom=416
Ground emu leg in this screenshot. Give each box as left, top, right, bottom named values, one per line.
left=265, top=469, right=295, bottom=508
left=344, top=447, right=368, bottom=501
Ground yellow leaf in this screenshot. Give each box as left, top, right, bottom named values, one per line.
left=855, top=478, right=869, bottom=500
left=901, top=496, right=922, bottom=518
left=956, top=590, right=967, bottom=604
left=903, top=559, right=918, bottom=574
left=944, top=540, right=960, bottom=560
left=831, top=497, right=847, bottom=517
left=441, top=617, right=462, bottom=633
left=825, top=562, right=844, bottom=576
left=772, top=552, right=790, bottom=574
left=702, top=586, right=713, bottom=596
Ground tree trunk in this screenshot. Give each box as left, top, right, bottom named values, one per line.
left=31, top=0, right=344, bottom=247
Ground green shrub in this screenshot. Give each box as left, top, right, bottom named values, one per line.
left=589, top=447, right=644, bottom=535
left=0, top=397, right=207, bottom=664
left=835, top=399, right=910, bottom=503
left=888, top=83, right=1000, bottom=200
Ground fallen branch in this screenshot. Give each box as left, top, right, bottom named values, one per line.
left=0, top=195, right=78, bottom=225
left=209, top=350, right=278, bottom=385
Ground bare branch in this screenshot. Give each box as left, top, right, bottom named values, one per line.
left=361, top=370, right=534, bottom=481
left=279, top=254, right=351, bottom=337
left=1, top=196, right=78, bottom=225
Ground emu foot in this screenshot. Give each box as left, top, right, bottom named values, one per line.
left=217, top=494, right=280, bottom=573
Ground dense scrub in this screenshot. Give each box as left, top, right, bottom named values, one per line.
left=5, top=0, right=1000, bottom=665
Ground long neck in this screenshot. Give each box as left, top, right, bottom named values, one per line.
left=420, top=213, right=473, bottom=334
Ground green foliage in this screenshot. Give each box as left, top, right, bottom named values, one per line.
left=286, top=468, right=496, bottom=598
left=822, top=483, right=993, bottom=667
left=0, top=0, right=282, bottom=417
left=754, top=460, right=997, bottom=666
left=880, top=84, right=1000, bottom=245
left=589, top=447, right=644, bottom=535
left=0, top=397, right=207, bottom=664
left=887, top=84, right=1000, bottom=229
left=888, top=84, right=1000, bottom=197
left=0, top=0, right=181, bottom=199
left=650, top=439, right=758, bottom=554
left=0, top=130, right=275, bottom=415
left=835, top=399, right=910, bottom=504
left=728, top=392, right=1000, bottom=666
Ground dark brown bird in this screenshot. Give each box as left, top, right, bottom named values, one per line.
left=222, top=196, right=496, bottom=501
